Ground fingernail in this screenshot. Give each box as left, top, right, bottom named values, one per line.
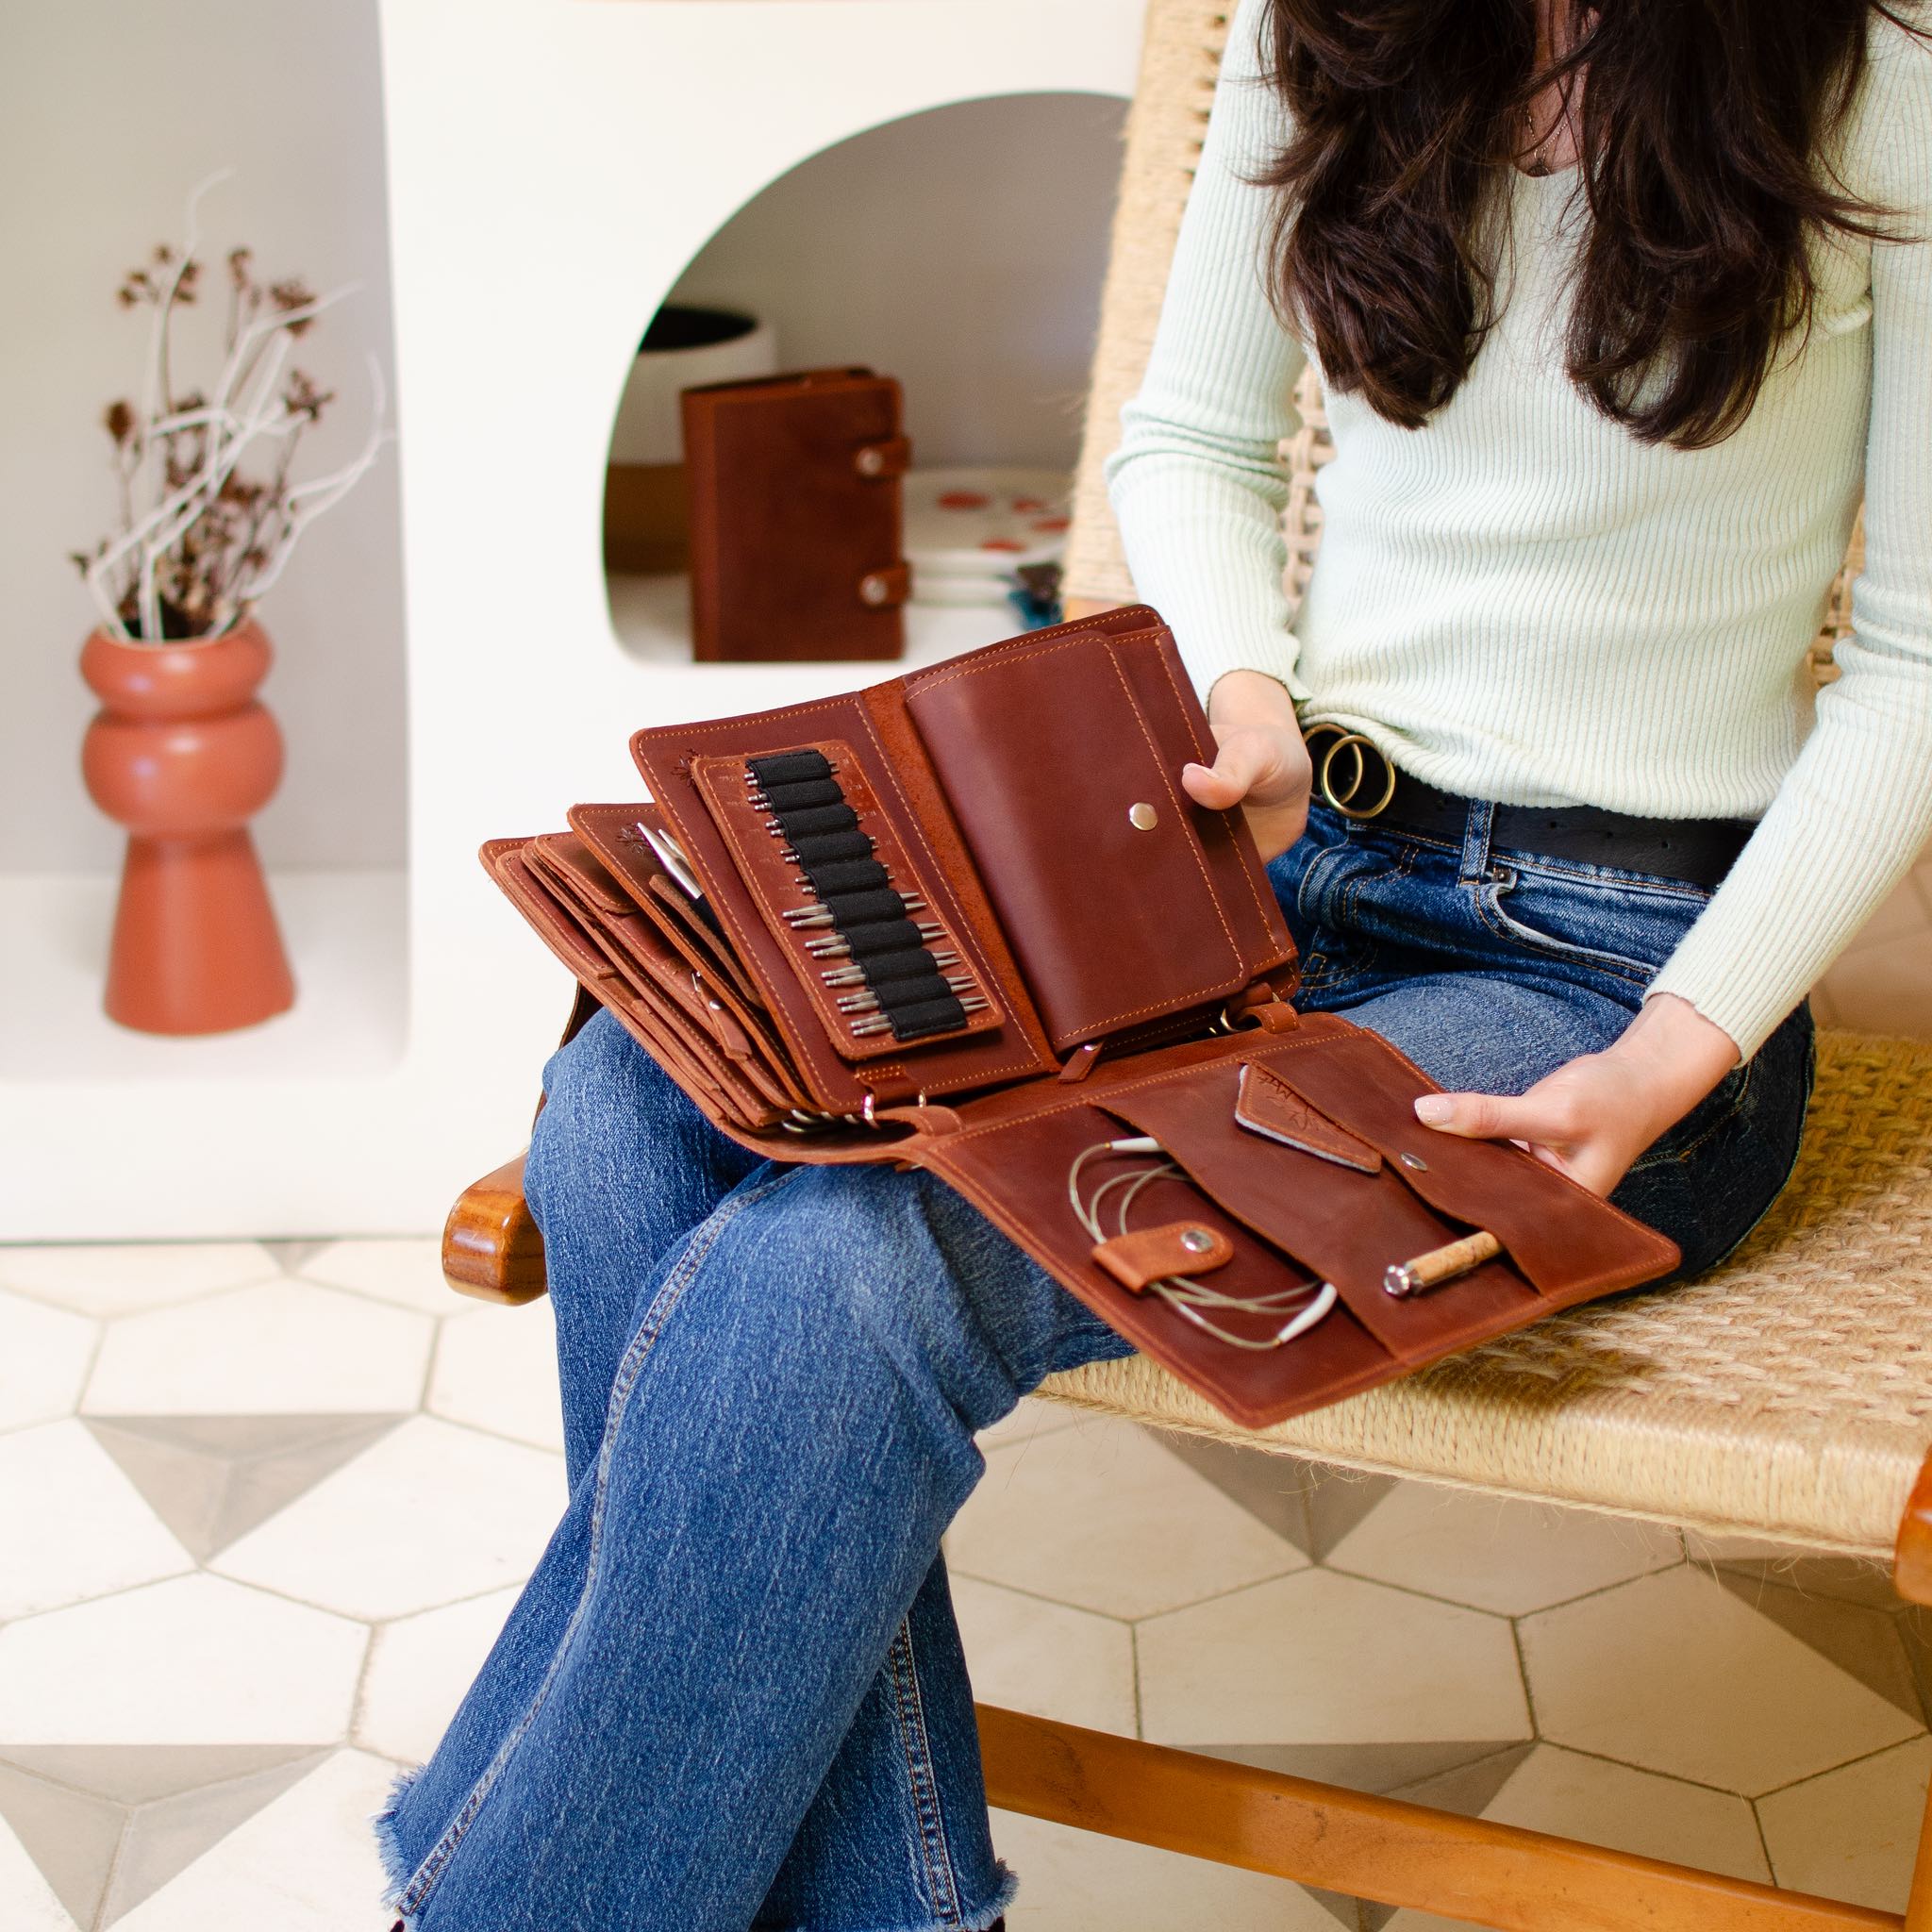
left=1182, top=761, right=1210, bottom=780
left=1413, top=1095, right=1453, bottom=1125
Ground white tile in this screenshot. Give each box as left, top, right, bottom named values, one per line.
left=111, top=1747, right=396, bottom=1932
left=83, top=1279, right=433, bottom=1417
left=1381, top=1746, right=1769, bottom=1930
left=428, top=1299, right=564, bottom=1454
left=0, top=1291, right=96, bottom=1431
left=1520, top=1565, right=1921, bottom=1794
left=975, top=1393, right=1081, bottom=1450
left=212, top=1415, right=565, bottom=1622
left=0, top=1574, right=366, bottom=1745
left=0, top=1421, right=192, bottom=1619
left=356, top=1586, right=521, bottom=1764
left=954, top=1576, right=1136, bottom=1736
left=1325, top=1483, right=1682, bottom=1616
left=1138, top=1569, right=1530, bottom=1748
left=0, top=1813, right=80, bottom=1932
left=1758, top=1736, right=1932, bottom=1914
left=946, top=1417, right=1304, bottom=1620
left=995, top=1807, right=1339, bottom=1931
left=295, top=1239, right=458, bottom=1316
left=1816, top=933, right=1932, bottom=1041
left=0, top=1243, right=279, bottom=1318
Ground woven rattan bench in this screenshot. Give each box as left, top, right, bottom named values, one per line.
left=441, top=2, right=1932, bottom=1921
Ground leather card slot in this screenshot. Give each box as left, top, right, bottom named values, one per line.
left=1252, top=1028, right=1679, bottom=1299
left=632, top=688, right=1056, bottom=1107
left=691, top=739, right=1005, bottom=1063
left=914, top=1096, right=1400, bottom=1430
left=1091, top=1057, right=1540, bottom=1361
left=484, top=842, right=769, bottom=1130
left=905, top=625, right=1260, bottom=1051
left=523, top=834, right=804, bottom=1115
left=500, top=843, right=782, bottom=1125
left=568, top=805, right=765, bottom=1011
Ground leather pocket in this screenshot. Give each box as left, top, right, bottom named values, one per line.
left=1242, top=1027, right=1680, bottom=1300
left=1093, top=1057, right=1541, bottom=1361
left=906, top=625, right=1283, bottom=1050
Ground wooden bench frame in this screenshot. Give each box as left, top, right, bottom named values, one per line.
left=446, top=1155, right=1932, bottom=1931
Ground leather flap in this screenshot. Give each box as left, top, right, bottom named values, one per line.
left=858, top=563, right=911, bottom=608
left=855, top=435, right=912, bottom=480
left=1234, top=1061, right=1383, bottom=1174
left=1091, top=1220, right=1235, bottom=1293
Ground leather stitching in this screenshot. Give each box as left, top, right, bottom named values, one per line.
left=635, top=703, right=1044, bottom=1090
left=1148, top=637, right=1286, bottom=954
left=901, top=630, right=1253, bottom=1035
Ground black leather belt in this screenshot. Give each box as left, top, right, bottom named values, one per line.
left=1303, top=725, right=1753, bottom=891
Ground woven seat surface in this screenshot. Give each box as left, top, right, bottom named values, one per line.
left=1048, top=0, right=1929, bottom=1557
left=1044, top=1032, right=1932, bottom=1557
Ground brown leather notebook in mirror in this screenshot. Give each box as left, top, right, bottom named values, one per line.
left=680, top=367, right=911, bottom=662
left=483, top=606, right=1677, bottom=1428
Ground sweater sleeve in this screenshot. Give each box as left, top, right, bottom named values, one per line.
left=1648, top=21, right=1932, bottom=1058
left=1102, top=0, right=1308, bottom=702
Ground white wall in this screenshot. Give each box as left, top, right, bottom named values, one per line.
left=669, top=91, right=1127, bottom=474
left=0, top=0, right=407, bottom=874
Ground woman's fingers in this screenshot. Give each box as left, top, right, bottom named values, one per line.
left=1413, top=1081, right=1624, bottom=1196
left=1181, top=741, right=1265, bottom=810
left=1413, top=1090, right=1576, bottom=1141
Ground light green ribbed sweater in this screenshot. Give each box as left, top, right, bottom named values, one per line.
left=1106, top=0, right=1932, bottom=1058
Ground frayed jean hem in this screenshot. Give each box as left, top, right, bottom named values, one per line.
left=372, top=1760, right=427, bottom=1928
left=373, top=1760, right=1012, bottom=1932
left=826, top=1858, right=1017, bottom=1932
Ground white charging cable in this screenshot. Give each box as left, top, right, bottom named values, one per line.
left=1068, top=1138, right=1339, bottom=1352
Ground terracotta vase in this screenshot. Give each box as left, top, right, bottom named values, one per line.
left=79, top=618, right=295, bottom=1034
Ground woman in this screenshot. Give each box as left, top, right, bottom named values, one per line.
left=377, top=2, right=1932, bottom=1926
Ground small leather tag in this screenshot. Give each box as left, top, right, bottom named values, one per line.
left=1058, top=1041, right=1104, bottom=1084
left=1234, top=1061, right=1384, bottom=1174
left=858, top=562, right=911, bottom=608
left=1091, top=1220, right=1235, bottom=1293
left=854, top=435, right=912, bottom=480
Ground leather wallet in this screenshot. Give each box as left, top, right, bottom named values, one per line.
left=484, top=606, right=1677, bottom=1427
left=681, top=367, right=912, bottom=661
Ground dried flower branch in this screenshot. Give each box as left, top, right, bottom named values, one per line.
left=75, top=175, right=388, bottom=642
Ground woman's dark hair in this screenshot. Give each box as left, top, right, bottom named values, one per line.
left=1257, top=0, right=1913, bottom=448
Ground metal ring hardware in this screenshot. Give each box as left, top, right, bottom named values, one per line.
left=1317, top=731, right=1397, bottom=822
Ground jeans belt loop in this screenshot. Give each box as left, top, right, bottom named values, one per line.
left=1459, top=800, right=1496, bottom=883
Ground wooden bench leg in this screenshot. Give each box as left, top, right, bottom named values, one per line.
left=978, top=1705, right=1900, bottom=1931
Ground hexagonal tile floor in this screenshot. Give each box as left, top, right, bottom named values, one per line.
left=2, top=1239, right=1929, bottom=1929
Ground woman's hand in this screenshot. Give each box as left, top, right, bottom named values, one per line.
left=1181, top=670, right=1313, bottom=860
left=1412, top=992, right=1740, bottom=1196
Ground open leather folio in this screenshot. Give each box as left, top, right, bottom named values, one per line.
left=486, top=605, right=1677, bottom=1427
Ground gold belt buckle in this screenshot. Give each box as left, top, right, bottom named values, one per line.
left=1306, top=724, right=1397, bottom=822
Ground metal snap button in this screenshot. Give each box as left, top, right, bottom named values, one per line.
left=1179, top=1227, right=1215, bottom=1255
left=1128, top=802, right=1158, bottom=831
left=1399, top=1151, right=1429, bottom=1172
left=856, top=446, right=884, bottom=476
left=859, top=573, right=890, bottom=606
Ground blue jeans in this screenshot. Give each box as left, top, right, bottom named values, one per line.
left=376, top=798, right=1812, bottom=1931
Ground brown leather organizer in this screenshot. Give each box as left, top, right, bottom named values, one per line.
left=485, top=605, right=1677, bottom=1428
left=680, top=367, right=911, bottom=662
